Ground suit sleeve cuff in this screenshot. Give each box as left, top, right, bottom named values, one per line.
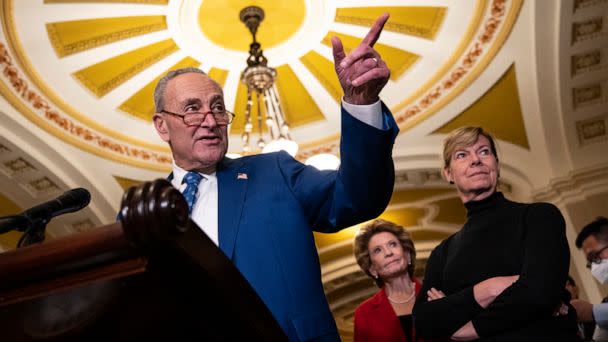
left=341, top=98, right=384, bottom=129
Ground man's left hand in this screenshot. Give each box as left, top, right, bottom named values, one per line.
left=331, top=13, right=390, bottom=105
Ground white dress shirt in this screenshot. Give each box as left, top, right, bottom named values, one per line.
left=169, top=100, right=383, bottom=246
left=170, top=164, right=219, bottom=245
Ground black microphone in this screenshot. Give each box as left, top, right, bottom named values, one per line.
left=21, top=188, right=91, bottom=227
left=0, top=188, right=91, bottom=247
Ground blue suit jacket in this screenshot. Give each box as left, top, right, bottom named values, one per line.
left=194, top=105, right=396, bottom=341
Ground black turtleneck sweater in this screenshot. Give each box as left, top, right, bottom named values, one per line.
left=412, top=192, right=577, bottom=341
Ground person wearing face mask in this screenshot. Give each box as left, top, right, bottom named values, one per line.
left=412, top=126, right=577, bottom=341
left=572, top=217, right=608, bottom=342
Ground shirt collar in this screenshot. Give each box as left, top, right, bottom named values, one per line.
left=171, top=162, right=216, bottom=184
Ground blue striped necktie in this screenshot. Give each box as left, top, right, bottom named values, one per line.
left=182, top=171, right=203, bottom=214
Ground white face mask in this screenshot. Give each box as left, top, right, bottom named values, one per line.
left=591, top=259, right=608, bottom=284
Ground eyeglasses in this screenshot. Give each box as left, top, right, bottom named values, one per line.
left=586, top=245, right=608, bottom=268
left=160, top=108, right=235, bottom=126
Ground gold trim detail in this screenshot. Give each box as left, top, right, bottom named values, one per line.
left=393, top=0, right=523, bottom=130
left=0, top=0, right=168, bottom=152
left=296, top=143, right=339, bottom=162
left=433, top=64, right=529, bottom=149
left=335, top=7, right=446, bottom=39
left=2, top=0, right=523, bottom=165
left=0, top=42, right=172, bottom=171
left=46, top=16, right=167, bottom=58
left=73, top=39, right=178, bottom=97
left=297, top=0, right=522, bottom=157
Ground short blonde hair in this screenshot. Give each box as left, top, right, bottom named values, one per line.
left=442, top=126, right=498, bottom=169
left=353, top=219, right=415, bottom=287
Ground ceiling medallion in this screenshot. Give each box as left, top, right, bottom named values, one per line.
left=168, top=0, right=334, bottom=68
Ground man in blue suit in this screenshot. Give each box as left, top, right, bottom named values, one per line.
left=152, top=14, right=397, bottom=341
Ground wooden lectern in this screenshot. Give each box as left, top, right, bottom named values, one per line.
left=0, top=179, right=287, bottom=341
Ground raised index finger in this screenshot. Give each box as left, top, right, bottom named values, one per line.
left=361, top=13, right=389, bottom=47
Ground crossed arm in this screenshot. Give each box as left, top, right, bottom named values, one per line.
left=426, top=276, right=519, bottom=340
left=413, top=203, right=570, bottom=340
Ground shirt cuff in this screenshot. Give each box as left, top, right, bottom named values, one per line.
left=594, top=303, right=608, bottom=327
left=341, top=98, right=383, bottom=130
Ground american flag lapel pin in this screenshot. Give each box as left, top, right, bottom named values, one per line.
left=237, top=172, right=248, bottom=180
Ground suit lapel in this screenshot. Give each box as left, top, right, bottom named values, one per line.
left=217, top=157, right=248, bottom=260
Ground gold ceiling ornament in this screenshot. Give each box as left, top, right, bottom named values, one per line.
left=239, top=6, right=297, bottom=157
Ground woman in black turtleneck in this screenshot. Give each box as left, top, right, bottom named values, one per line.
left=412, top=127, right=577, bottom=341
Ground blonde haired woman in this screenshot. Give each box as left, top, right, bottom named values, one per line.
left=412, top=126, right=577, bottom=341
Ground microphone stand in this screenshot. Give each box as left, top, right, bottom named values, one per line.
left=0, top=188, right=91, bottom=248
left=0, top=215, right=47, bottom=248
left=18, top=222, right=47, bottom=247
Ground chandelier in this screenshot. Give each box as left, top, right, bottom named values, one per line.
left=239, top=6, right=298, bottom=156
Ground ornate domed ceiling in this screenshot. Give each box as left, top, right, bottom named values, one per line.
left=1, top=1, right=607, bottom=340
left=1, top=0, right=525, bottom=167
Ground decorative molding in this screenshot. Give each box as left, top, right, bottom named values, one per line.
left=572, top=49, right=604, bottom=76
left=532, top=163, right=608, bottom=203
left=394, top=0, right=523, bottom=130
left=0, top=42, right=173, bottom=170
left=28, top=176, right=60, bottom=193
left=285, top=0, right=522, bottom=153
left=296, top=143, right=339, bottom=161
left=0, top=137, right=62, bottom=198
left=577, top=114, right=607, bottom=145
left=573, top=82, right=604, bottom=108
left=395, top=171, right=409, bottom=184
left=0, top=0, right=170, bottom=152
left=574, top=0, right=608, bottom=12
left=323, top=271, right=368, bottom=293
left=73, top=41, right=177, bottom=97
left=2, top=157, right=36, bottom=174
left=1, top=0, right=524, bottom=171
left=394, top=169, right=448, bottom=187
left=572, top=16, right=605, bottom=44
left=46, top=20, right=166, bottom=58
